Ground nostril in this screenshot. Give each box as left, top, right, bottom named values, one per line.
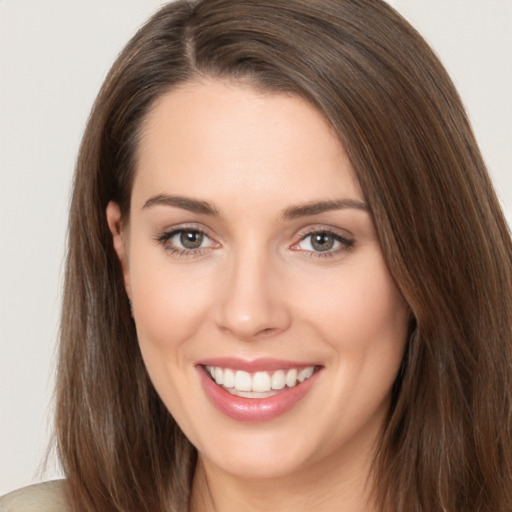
left=257, top=327, right=281, bottom=337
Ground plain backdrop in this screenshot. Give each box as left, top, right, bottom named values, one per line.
left=1, top=0, right=511, bottom=495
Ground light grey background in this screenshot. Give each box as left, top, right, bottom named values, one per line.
left=1, top=0, right=510, bottom=495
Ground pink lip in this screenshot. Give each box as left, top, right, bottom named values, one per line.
left=196, top=357, right=317, bottom=372
left=197, top=363, right=322, bottom=422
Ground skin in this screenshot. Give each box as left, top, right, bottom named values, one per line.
left=107, top=80, right=410, bottom=512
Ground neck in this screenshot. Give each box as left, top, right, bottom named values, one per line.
left=189, top=441, right=379, bottom=512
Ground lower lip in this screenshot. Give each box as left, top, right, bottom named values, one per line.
left=198, top=366, right=321, bottom=422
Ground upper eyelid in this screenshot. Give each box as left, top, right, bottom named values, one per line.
left=294, top=224, right=354, bottom=240
left=158, top=223, right=216, bottom=238
left=295, top=231, right=352, bottom=247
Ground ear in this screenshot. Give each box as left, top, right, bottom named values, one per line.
left=106, top=201, right=132, bottom=299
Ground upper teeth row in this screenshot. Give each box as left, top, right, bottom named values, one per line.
left=205, top=366, right=315, bottom=393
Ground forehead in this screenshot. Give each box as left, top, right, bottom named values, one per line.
left=133, top=79, right=362, bottom=209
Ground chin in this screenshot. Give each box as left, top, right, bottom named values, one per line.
left=192, top=421, right=332, bottom=481
left=205, top=444, right=309, bottom=480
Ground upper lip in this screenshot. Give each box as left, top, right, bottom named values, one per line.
left=196, top=357, right=320, bottom=372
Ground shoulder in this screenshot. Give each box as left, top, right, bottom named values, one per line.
left=0, top=481, right=68, bottom=512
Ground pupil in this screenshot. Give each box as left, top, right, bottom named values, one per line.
left=311, top=233, right=334, bottom=251
left=180, top=231, right=203, bottom=249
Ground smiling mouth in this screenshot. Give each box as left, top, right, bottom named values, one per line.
left=203, top=365, right=319, bottom=399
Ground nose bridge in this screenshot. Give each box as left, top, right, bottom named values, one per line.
left=216, top=239, right=290, bottom=339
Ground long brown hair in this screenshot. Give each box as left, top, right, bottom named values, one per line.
left=56, top=1, right=512, bottom=510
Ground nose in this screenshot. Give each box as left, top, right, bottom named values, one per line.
left=215, top=249, right=291, bottom=340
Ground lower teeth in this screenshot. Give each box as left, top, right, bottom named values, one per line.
left=226, top=388, right=281, bottom=399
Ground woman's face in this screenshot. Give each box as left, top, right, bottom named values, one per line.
left=108, top=80, right=409, bottom=481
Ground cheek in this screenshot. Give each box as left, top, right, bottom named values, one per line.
left=291, top=250, right=409, bottom=408
left=129, top=251, right=216, bottom=353
left=293, top=256, right=409, bottom=442
left=126, top=248, right=215, bottom=424
left=296, top=258, right=408, bottom=349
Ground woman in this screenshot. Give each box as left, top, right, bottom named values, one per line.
left=2, top=0, right=511, bottom=510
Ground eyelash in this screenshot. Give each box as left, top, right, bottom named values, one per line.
left=154, top=226, right=216, bottom=258
left=292, top=228, right=355, bottom=259
left=154, top=227, right=355, bottom=259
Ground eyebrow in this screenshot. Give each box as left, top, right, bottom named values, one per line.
left=142, top=194, right=219, bottom=215
left=141, top=194, right=368, bottom=219
left=280, top=199, right=369, bottom=220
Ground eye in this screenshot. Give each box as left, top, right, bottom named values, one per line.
left=177, top=230, right=206, bottom=249
left=156, top=227, right=218, bottom=256
left=292, top=229, right=354, bottom=256
left=304, top=232, right=337, bottom=252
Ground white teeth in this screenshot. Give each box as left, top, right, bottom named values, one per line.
left=205, top=365, right=316, bottom=394
left=285, top=369, right=298, bottom=388
left=223, top=368, right=235, bottom=388
left=298, top=366, right=314, bottom=382
left=271, top=370, right=286, bottom=390
left=252, top=371, right=271, bottom=392
left=234, top=370, right=252, bottom=392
